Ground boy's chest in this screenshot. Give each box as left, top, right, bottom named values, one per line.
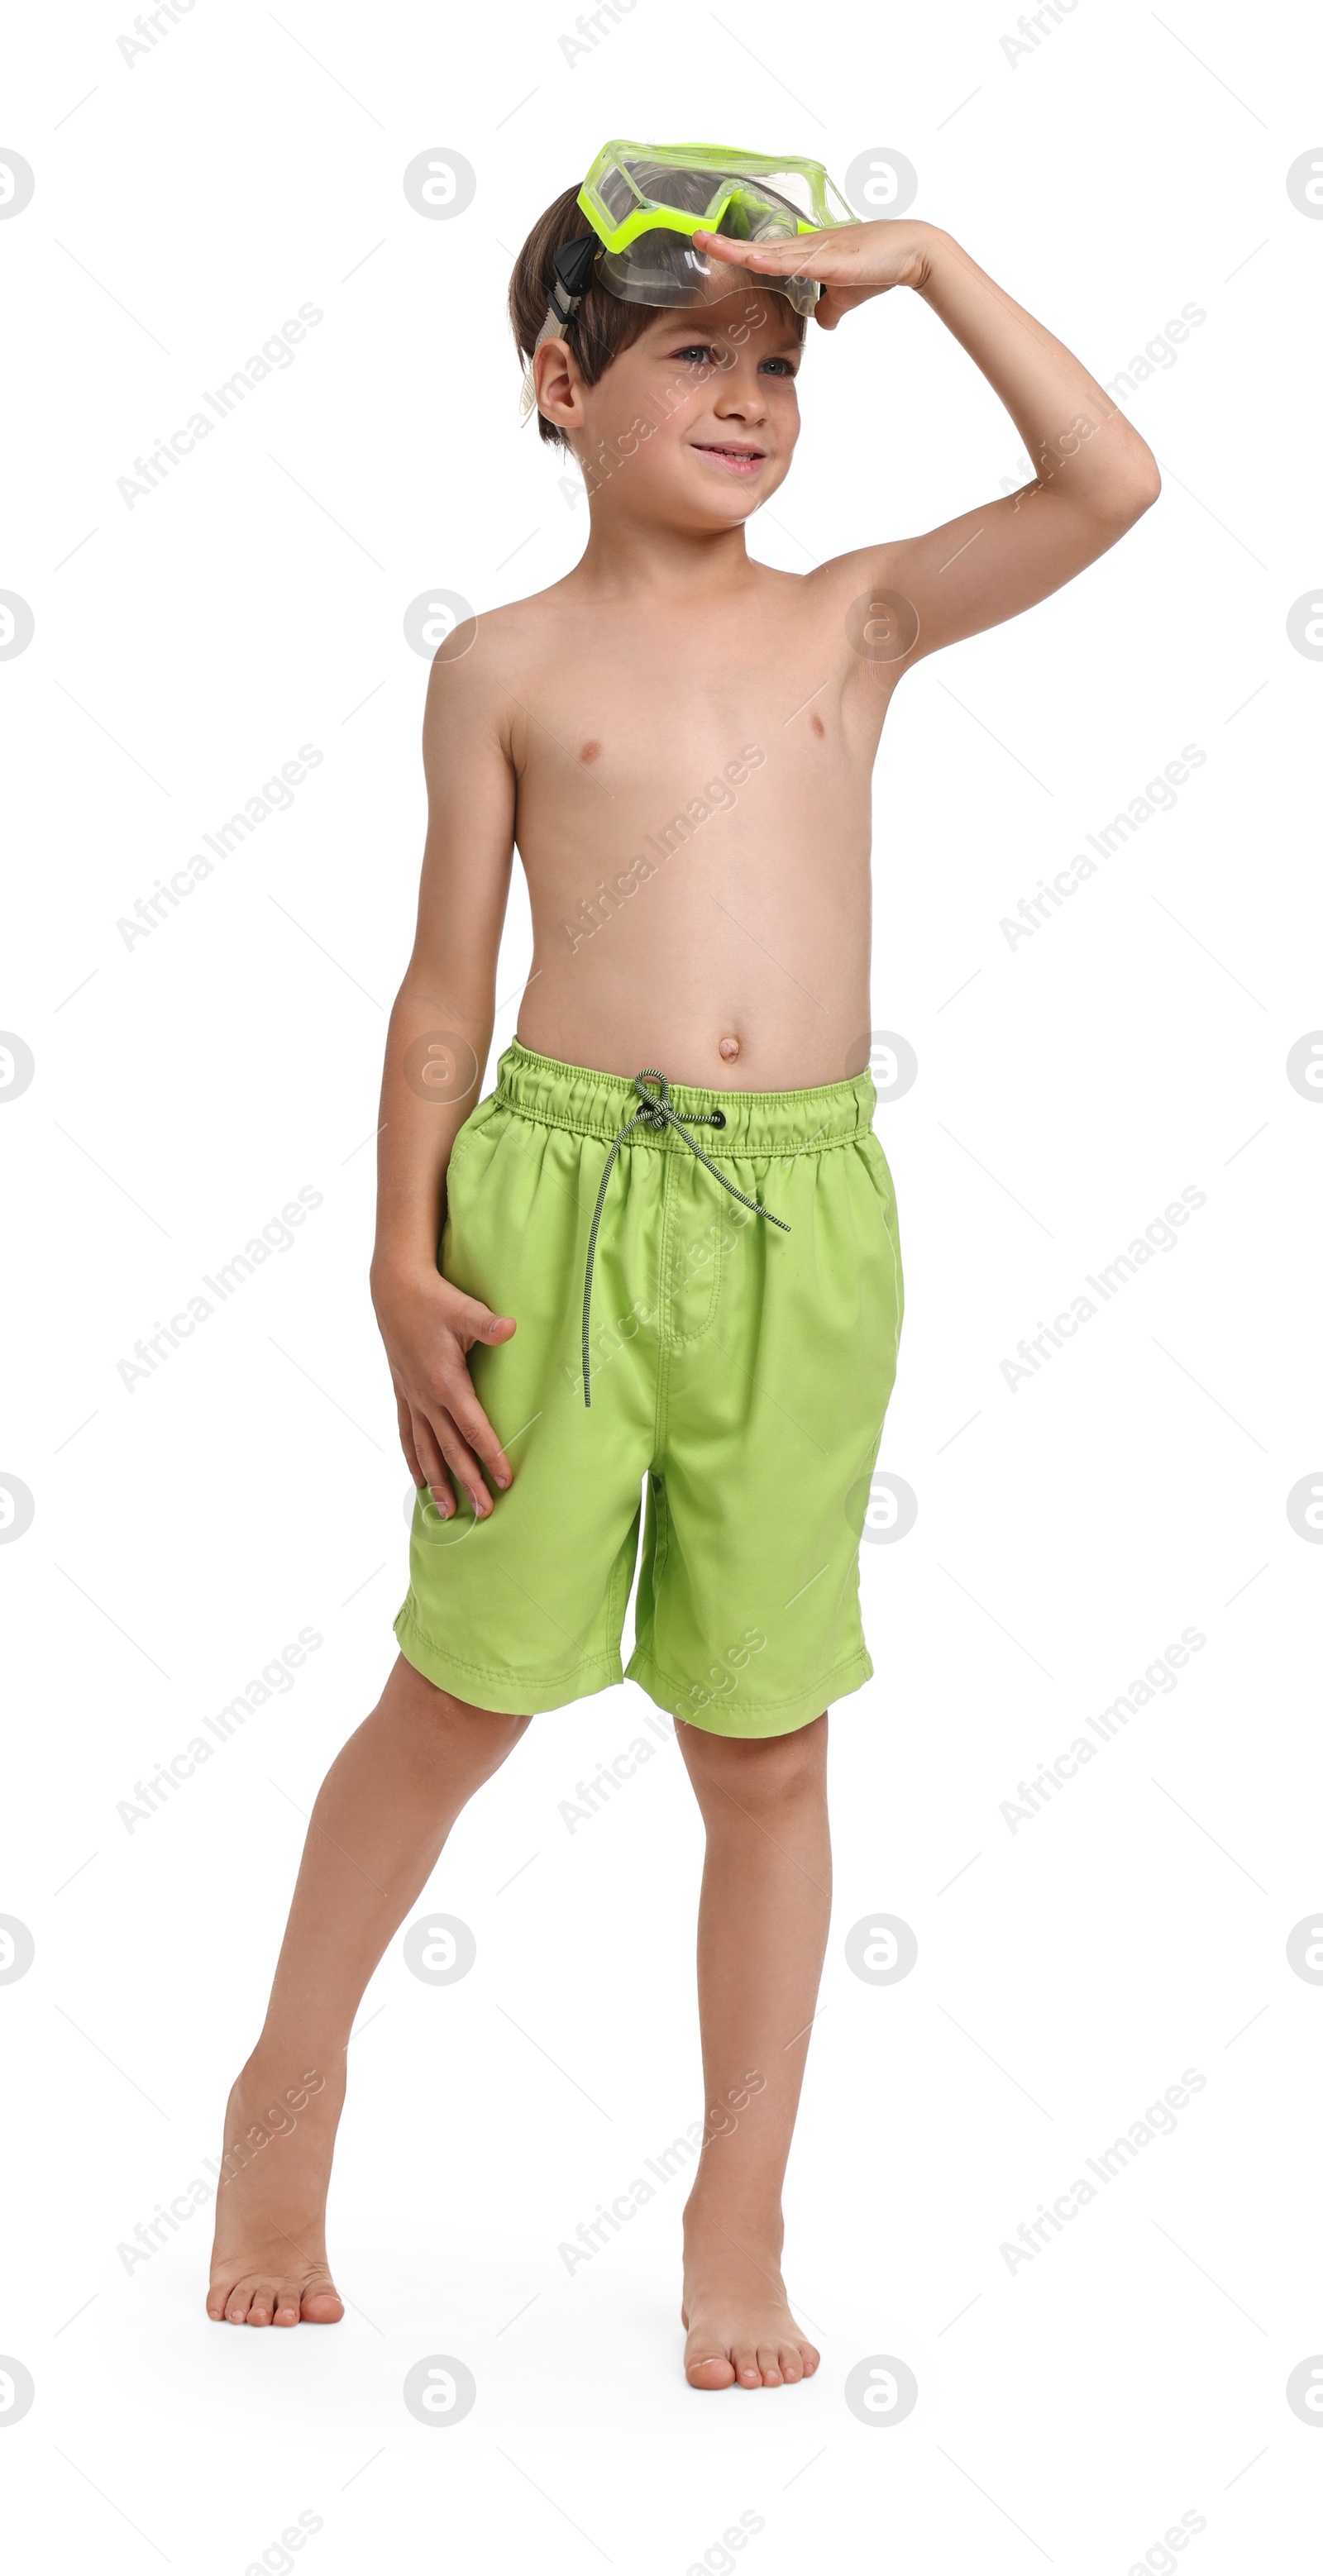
left=511, top=623, right=880, bottom=816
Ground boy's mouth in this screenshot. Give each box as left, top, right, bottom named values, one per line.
left=690, top=441, right=767, bottom=476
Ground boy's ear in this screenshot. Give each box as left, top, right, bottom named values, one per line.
left=532, top=335, right=583, bottom=437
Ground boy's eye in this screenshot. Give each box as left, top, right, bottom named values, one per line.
left=666, top=341, right=798, bottom=377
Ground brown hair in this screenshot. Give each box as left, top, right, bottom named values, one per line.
left=509, top=185, right=660, bottom=451
left=508, top=183, right=806, bottom=452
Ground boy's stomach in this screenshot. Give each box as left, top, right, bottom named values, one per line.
left=514, top=819, right=874, bottom=1093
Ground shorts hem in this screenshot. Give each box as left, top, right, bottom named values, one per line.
left=625, top=1647, right=874, bottom=1739
left=394, top=1599, right=623, bottom=1718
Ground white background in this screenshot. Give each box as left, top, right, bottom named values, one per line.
left=3, top=0, right=1322, bottom=2566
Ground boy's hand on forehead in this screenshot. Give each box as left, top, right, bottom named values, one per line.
left=693, top=220, right=936, bottom=328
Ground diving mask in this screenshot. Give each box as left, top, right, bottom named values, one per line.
left=520, top=140, right=857, bottom=417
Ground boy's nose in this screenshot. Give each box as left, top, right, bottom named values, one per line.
left=713, top=373, right=767, bottom=422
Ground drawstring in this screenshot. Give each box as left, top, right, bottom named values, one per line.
left=580, top=1070, right=789, bottom=1408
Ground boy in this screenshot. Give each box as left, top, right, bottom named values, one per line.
left=208, top=145, right=1158, bottom=2387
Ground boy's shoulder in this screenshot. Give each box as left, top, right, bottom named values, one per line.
left=457, top=579, right=578, bottom=662
left=423, top=583, right=571, bottom=745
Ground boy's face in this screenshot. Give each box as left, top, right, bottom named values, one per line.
left=549, top=289, right=804, bottom=529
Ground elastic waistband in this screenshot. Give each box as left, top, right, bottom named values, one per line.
left=494, top=1041, right=876, bottom=1157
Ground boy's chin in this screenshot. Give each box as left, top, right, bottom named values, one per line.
left=677, top=458, right=781, bottom=521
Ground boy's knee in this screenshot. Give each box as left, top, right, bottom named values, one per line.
left=685, top=1712, right=826, bottom=1811
left=389, top=1658, right=530, bottom=1767
left=431, top=1694, right=531, bottom=1770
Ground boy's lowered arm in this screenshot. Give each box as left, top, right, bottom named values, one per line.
left=371, top=642, right=521, bottom=1521
left=375, top=646, right=516, bottom=1284
left=699, top=216, right=1161, bottom=661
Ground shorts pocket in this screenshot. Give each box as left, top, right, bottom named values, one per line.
left=862, top=1133, right=904, bottom=1346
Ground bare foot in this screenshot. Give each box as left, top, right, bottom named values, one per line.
left=681, top=2206, right=819, bottom=2390
left=206, top=2052, right=346, bottom=2327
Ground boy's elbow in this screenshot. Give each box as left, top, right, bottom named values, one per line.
left=1110, top=445, right=1162, bottom=525
left=1129, top=453, right=1163, bottom=515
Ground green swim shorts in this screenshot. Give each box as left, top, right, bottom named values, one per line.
left=394, top=1041, right=904, bottom=1739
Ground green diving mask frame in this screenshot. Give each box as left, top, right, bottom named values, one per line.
left=521, top=140, right=857, bottom=417
left=578, top=140, right=856, bottom=317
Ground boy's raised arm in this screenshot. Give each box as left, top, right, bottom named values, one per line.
left=698, top=216, right=1161, bottom=663
left=370, top=644, right=520, bottom=1523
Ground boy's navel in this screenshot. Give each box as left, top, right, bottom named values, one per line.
left=719, top=1035, right=741, bottom=1062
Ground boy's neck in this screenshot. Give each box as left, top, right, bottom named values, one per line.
left=570, top=508, right=760, bottom=602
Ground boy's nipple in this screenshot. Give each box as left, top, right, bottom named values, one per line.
left=718, top=1035, right=740, bottom=1062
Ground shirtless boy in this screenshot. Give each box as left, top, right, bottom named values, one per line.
left=208, top=142, right=1158, bottom=2388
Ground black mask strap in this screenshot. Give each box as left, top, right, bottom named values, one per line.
left=543, top=233, right=599, bottom=332
left=521, top=233, right=600, bottom=422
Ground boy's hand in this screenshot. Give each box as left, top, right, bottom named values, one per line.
left=693, top=218, right=939, bottom=329
left=373, top=1267, right=516, bottom=1522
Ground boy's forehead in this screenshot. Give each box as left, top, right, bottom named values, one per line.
left=638, top=292, right=803, bottom=346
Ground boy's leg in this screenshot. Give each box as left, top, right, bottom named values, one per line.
left=674, top=1712, right=830, bottom=2390
left=208, top=1653, right=530, bottom=2326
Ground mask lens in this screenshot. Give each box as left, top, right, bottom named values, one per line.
left=721, top=182, right=800, bottom=244
left=597, top=162, right=647, bottom=226
left=619, top=156, right=728, bottom=222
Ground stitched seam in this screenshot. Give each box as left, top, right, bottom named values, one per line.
left=657, top=1152, right=677, bottom=1349
left=662, top=1162, right=725, bottom=1349
left=603, top=1516, right=636, bottom=1657
left=860, top=1133, right=905, bottom=1360
left=652, top=1342, right=671, bottom=1482
left=633, top=1645, right=871, bottom=1716
left=397, top=1602, right=617, bottom=1686
left=493, top=1102, right=872, bottom=1157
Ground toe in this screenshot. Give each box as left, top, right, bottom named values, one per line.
left=685, top=2350, right=736, bottom=2390
left=206, top=2282, right=232, bottom=2321
left=224, top=2282, right=255, bottom=2324
left=778, top=2344, right=803, bottom=2383
left=798, top=2340, right=820, bottom=2378
left=732, top=2345, right=762, bottom=2388
left=301, top=2283, right=344, bottom=2325
left=246, top=2285, right=275, bottom=2327
left=756, top=2343, right=783, bottom=2386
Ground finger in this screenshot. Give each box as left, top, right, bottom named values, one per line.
left=436, top=1415, right=496, bottom=1521
left=411, top=1411, right=456, bottom=1519
left=694, top=227, right=809, bottom=274
left=814, top=284, right=884, bottom=331
left=692, top=227, right=748, bottom=264
left=694, top=226, right=835, bottom=275
left=454, top=1293, right=517, bottom=1352
left=395, top=1391, right=426, bottom=1487
left=447, top=1387, right=513, bottom=1490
